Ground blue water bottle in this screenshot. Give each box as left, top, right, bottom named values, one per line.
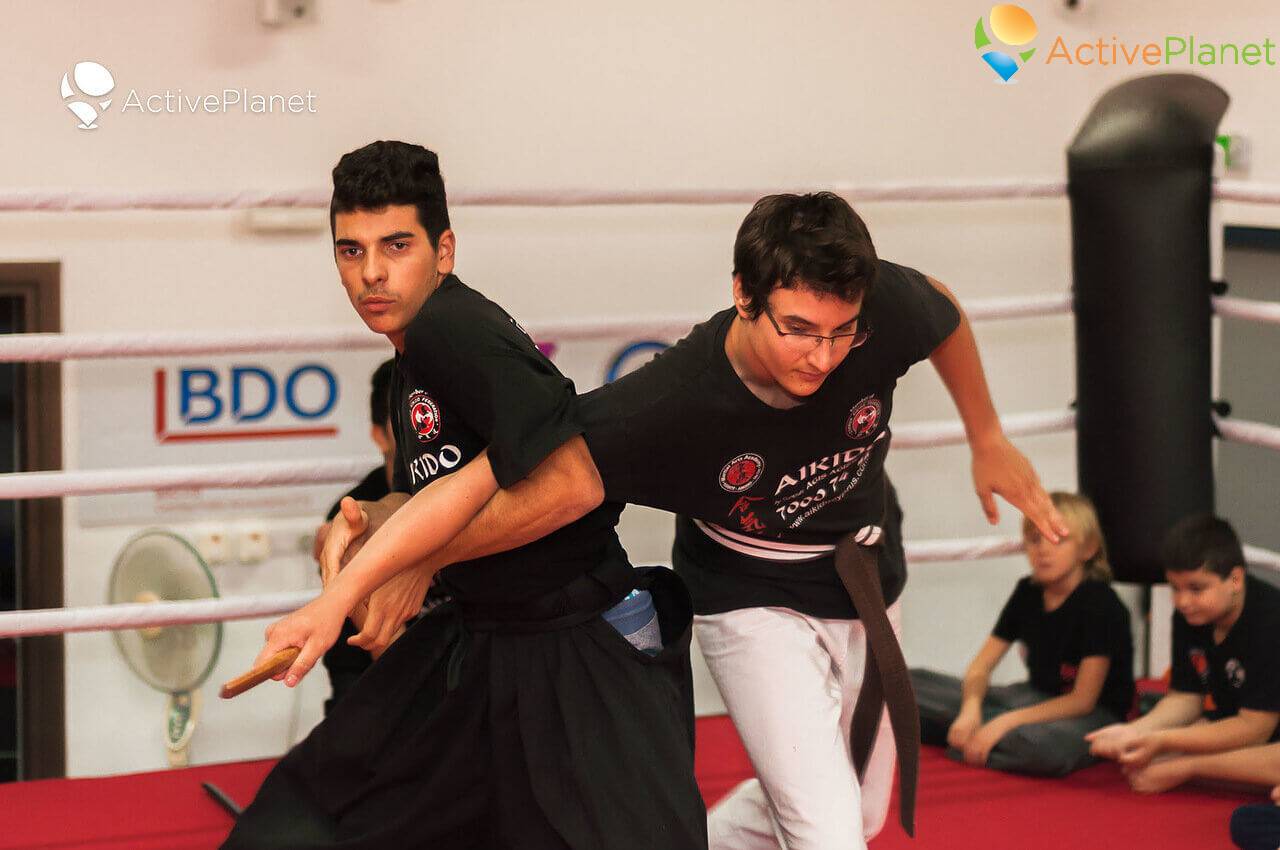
left=602, top=589, right=663, bottom=656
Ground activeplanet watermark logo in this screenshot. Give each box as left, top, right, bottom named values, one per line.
left=60, top=59, right=318, bottom=131
left=974, top=5, right=1280, bottom=85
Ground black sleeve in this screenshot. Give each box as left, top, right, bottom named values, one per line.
left=405, top=291, right=582, bottom=488
left=1239, top=610, right=1280, bottom=712
left=991, top=581, right=1026, bottom=643
left=870, top=262, right=962, bottom=380
left=1168, top=615, right=1203, bottom=694
left=578, top=349, right=695, bottom=511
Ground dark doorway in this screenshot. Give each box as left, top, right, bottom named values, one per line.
left=0, top=263, right=63, bottom=781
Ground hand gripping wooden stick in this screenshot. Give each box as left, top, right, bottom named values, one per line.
left=219, top=647, right=301, bottom=699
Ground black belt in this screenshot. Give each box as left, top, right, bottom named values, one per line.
left=459, top=550, right=635, bottom=634
left=835, top=530, right=919, bottom=838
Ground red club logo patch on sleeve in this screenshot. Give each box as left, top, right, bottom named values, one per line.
left=845, top=395, right=882, bottom=440
left=719, top=453, right=765, bottom=493
left=408, top=390, right=441, bottom=443
left=1189, top=648, right=1209, bottom=681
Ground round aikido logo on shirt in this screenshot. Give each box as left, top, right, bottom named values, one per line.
left=845, top=395, right=882, bottom=440
left=719, top=453, right=765, bottom=493
left=1225, top=658, right=1246, bottom=689
left=408, top=390, right=442, bottom=443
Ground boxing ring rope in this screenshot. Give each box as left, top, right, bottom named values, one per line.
left=0, top=292, right=1273, bottom=364
left=1, top=178, right=1279, bottom=212
left=1213, top=415, right=1280, bottom=453
left=0, top=293, right=1072, bottom=363
left=2, top=410, right=1274, bottom=500
left=1213, top=295, right=1280, bottom=326
left=5, top=534, right=1280, bottom=639
left=0, top=457, right=377, bottom=500
left=0, top=591, right=317, bottom=639
left=0, top=180, right=1068, bottom=213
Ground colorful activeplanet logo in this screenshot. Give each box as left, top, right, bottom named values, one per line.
left=974, top=4, right=1038, bottom=82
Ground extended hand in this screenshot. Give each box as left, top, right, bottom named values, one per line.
left=319, top=498, right=369, bottom=588
left=348, top=562, right=436, bottom=657
left=255, top=593, right=349, bottom=688
left=962, top=719, right=1010, bottom=767
left=947, top=712, right=981, bottom=751
left=1085, top=722, right=1140, bottom=760
left=1117, top=732, right=1164, bottom=770
left=971, top=436, right=1070, bottom=543
left=319, top=497, right=401, bottom=587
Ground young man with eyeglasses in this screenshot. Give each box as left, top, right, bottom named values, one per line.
left=281, top=191, right=1065, bottom=850
left=570, top=192, right=1066, bottom=849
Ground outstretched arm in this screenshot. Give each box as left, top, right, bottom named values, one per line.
left=255, top=453, right=499, bottom=686
left=925, top=276, right=1070, bottom=543
left=348, top=435, right=605, bottom=652
left=1126, top=740, right=1280, bottom=794
left=948, top=636, right=1009, bottom=751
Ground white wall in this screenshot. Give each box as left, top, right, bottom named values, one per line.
left=3, top=0, right=1280, bottom=777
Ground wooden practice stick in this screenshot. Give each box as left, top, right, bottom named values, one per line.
left=219, top=647, right=301, bottom=699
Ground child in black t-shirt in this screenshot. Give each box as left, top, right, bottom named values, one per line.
left=913, top=492, right=1134, bottom=777
left=1090, top=514, right=1280, bottom=794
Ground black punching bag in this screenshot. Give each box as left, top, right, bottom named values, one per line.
left=1068, top=74, right=1228, bottom=584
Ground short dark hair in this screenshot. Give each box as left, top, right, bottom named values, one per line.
left=330, top=141, right=451, bottom=248
left=1162, top=513, right=1246, bottom=577
left=370, top=358, right=394, bottom=427
left=732, top=192, right=878, bottom=318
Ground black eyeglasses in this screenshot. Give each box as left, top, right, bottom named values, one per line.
left=762, top=305, right=872, bottom=353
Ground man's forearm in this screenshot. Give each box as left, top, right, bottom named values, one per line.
left=958, top=671, right=992, bottom=716
left=428, top=435, right=604, bottom=568
left=1181, top=742, right=1280, bottom=787
left=1159, top=714, right=1279, bottom=755
left=1131, top=692, right=1205, bottom=733
left=927, top=278, right=1003, bottom=448
left=327, top=455, right=498, bottom=612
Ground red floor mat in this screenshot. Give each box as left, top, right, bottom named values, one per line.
left=0, top=716, right=1263, bottom=849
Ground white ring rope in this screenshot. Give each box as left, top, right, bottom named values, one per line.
left=892, top=409, right=1076, bottom=449
left=1213, top=295, right=1280, bottom=326
left=0, top=457, right=376, bottom=500
left=1214, top=415, right=1280, bottom=453
left=0, top=410, right=1077, bottom=500
left=905, top=535, right=1026, bottom=563
left=1214, top=181, right=1280, bottom=205
left=4, top=539, right=1277, bottom=638
left=3, top=179, right=1279, bottom=213
left=3, top=409, right=1269, bottom=502
left=6, top=291, right=1279, bottom=364
left=0, top=534, right=1034, bottom=639
left=0, top=293, right=1073, bottom=363
left=0, top=180, right=1069, bottom=213
left=1246, top=545, right=1280, bottom=573
left=0, top=590, right=317, bottom=639
left=0, top=329, right=389, bottom=362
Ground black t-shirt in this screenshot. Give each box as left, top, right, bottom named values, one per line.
left=580, top=260, right=959, bottom=618
left=391, top=275, right=625, bottom=605
left=992, top=577, right=1135, bottom=719
left=1170, top=575, right=1280, bottom=735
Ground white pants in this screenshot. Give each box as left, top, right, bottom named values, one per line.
left=698, top=603, right=901, bottom=850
